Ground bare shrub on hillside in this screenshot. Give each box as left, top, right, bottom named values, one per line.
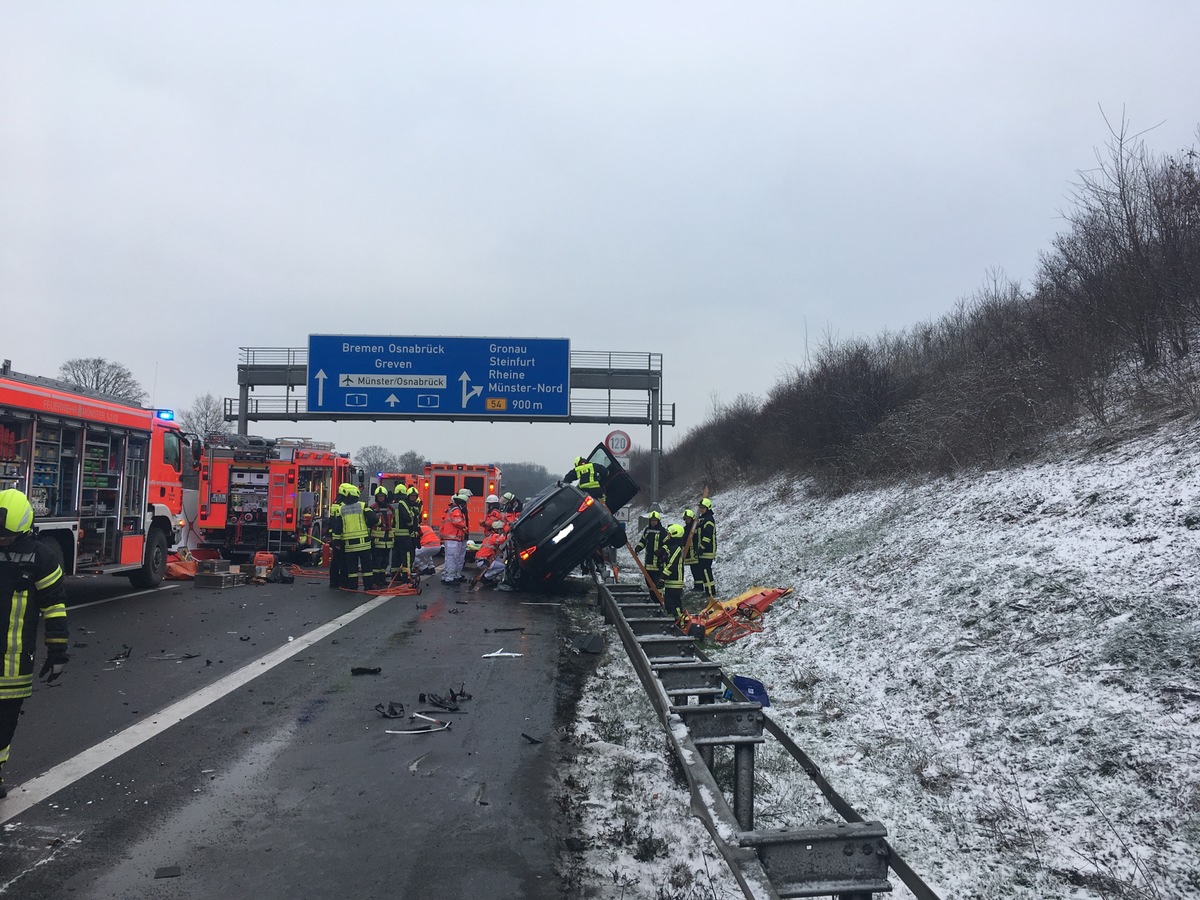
left=654, top=121, right=1198, bottom=496
left=658, top=393, right=762, bottom=491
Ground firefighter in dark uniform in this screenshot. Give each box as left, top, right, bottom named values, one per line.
left=634, top=510, right=666, bottom=590
left=563, top=455, right=607, bottom=503
left=681, top=507, right=703, bottom=592
left=660, top=523, right=687, bottom=623
left=391, top=484, right=416, bottom=580
left=330, top=483, right=376, bottom=590
left=694, top=498, right=717, bottom=598
left=0, top=489, right=69, bottom=798
left=369, top=487, right=395, bottom=589
left=408, top=485, right=424, bottom=534
left=326, top=485, right=347, bottom=588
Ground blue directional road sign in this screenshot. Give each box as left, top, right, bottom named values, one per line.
left=307, top=335, right=571, bottom=418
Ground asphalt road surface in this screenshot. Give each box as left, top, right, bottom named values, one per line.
left=0, top=569, right=591, bottom=899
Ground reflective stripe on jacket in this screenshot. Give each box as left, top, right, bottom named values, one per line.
left=635, top=526, right=665, bottom=572
left=439, top=504, right=467, bottom=542
left=371, top=505, right=395, bottom=548
left=660, top=540, right=684, bottom=589
left=474, top=532, right=506, bottom=564
left=696, top=516, right=716, bottom=560
left=337, top=501, right=372, bottom=553
left=1, top=536, right=69, bottom=702
left=393, top=499, right=415, bottom=537
left=573, top=462, right=600, bottom=490
left=682, top=520, right=698, bottom=564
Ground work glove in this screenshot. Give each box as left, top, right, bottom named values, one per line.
left=39, top=649, right=70, bottom=683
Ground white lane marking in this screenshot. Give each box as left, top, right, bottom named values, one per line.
left=0, top=594, right=392, bottom=824
left=69, top=582, right=179, bottom=611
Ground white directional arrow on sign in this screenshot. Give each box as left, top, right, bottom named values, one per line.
left=385, top=394, right=400, bottom=407
left=459, top=371, right=483, bottom=407
left=314, top=369, right=328, bottom=407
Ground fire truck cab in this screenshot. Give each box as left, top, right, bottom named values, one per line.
left=194, top=434, right=360, bottom=562
left=0, top=365, right=187, bottom=588
left=420, top=463, right=502, bottom=542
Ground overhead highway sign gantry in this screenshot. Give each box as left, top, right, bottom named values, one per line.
left=307, top=335, right=571, bottom=418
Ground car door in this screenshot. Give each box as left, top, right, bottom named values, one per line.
left=585, top=443, right=639, bottom=513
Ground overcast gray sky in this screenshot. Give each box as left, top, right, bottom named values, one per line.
left=3, top=2, right=1198, bottom=473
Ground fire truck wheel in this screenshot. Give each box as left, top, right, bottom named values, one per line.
left=129, top=528, right=169, bottom=588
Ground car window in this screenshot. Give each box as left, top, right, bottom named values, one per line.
left=513, top=489, right=579, bottom=542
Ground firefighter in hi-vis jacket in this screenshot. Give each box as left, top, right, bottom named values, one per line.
left=0, top=489, right=69, bottom=798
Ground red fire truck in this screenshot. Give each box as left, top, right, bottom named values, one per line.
left=419, top=463, right=502, bottom=542
left=0, top=365, right=187, bottom=587
left=194, top=434, right=360, bottom=562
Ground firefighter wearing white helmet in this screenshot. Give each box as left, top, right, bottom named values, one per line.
left=0, top=489, right=70, bottom=799
left=501, top=491, right=523, bottom=520
left=483, top=493, right=503, bottom=534
left=471, top=517, right=509, bottom=589
left=439, top=490, right=470, bottom=584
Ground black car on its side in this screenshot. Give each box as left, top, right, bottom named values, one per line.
left=504, top=444, right=639, bottom=588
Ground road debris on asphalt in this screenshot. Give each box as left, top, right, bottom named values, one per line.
left=386, top=712, right=451, bottom=735
left=374, top=701, right=405, bottom=719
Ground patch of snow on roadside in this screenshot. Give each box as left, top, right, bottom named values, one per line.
left=560, top=416, right=1200, bottom=900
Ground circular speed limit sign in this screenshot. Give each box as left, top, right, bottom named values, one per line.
left=605, top=430, right=631, bottom=457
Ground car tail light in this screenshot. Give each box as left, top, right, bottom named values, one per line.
left=519, top=546, right=537, bottom=561
left=577, top=496, right=594, bottom=512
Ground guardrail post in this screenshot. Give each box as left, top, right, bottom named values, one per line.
left=733, top=744, right=755, bottom=831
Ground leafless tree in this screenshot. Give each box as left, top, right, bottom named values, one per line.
left=179, top=393, right=226, bottom=438
left=59, top=357, right=148, bottom=405
left=396, top=450, right=426, bottom=475
left=355, top=444, right=400, bottom=477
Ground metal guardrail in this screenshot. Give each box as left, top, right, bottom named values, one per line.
left=595, top=581, right=943, bottom=900
left=224, top=395, right=675, bottom=425
left=240, top=347, right=307, bottom=367
left=238, top=347, right=663, bottom=372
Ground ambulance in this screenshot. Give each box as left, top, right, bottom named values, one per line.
left=419, top=463, right=502, bottom=542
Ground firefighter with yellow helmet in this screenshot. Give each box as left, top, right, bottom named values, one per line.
left=0, top=489, right=69, bottom=798
left=563, top=454, right=607, bottom=503
left=329, top=482, right=376, bottom=590
left=693, top=497, right=717, bottom=598
left=391, top=484, right=416, bottom=580
left=660, top=522, right=687, bottom=622
left=634, top=509, right=666, bottom=590
left=369, top=487, right=395, bottom=589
